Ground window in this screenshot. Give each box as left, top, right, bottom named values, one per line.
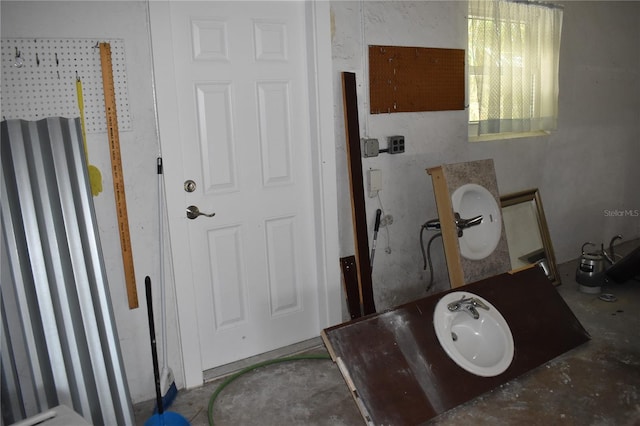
left=468, top=0, right=563, bottom=139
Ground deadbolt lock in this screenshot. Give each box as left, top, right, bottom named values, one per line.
left=184, top=180, right=196, bottom=193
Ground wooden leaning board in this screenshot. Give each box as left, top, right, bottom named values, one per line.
left=342, top=72, right=376, bottom=316
left=340, top=256, right=362, bottom=320
left=322, top=267, right=590, bottom=425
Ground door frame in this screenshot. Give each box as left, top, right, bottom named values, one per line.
left=149, top=1, right=341, bottom=388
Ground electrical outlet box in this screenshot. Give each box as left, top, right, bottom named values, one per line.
left=388, top=136, right=405, bottom=154
left=379, top=214, right=393, bottom=227
left=368, top=169, right=382, bottom=197
left=362, top=138, right=379, bottom=158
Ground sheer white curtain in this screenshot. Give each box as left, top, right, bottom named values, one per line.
left=468, top=0, right=563, bottom=136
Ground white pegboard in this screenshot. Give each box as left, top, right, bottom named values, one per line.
left=1, top=38, right=131, bottom=133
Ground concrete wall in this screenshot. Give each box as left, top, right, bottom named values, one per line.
left=330, top=0, right=640, bottom=310
left=2, top=0, right=638, bottom=404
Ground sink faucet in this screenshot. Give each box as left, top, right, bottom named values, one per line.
left=447, top=296, right=489, bottom=319
left=454, top=213, right=483, bottom=237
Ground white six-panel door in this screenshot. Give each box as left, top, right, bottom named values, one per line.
left=150, top=1, right=340, bottom=383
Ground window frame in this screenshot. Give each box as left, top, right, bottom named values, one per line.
left=467, top=1, right=562, bottom=142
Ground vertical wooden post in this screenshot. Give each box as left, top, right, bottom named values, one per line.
left=427, top=166, right=465, bottom=288
left=342, top=72, right=376, bottom=315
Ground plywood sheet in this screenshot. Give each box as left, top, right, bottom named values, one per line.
left=369, top=45, right=465, bottom=114
left=322, top=267, right=590, bottom=425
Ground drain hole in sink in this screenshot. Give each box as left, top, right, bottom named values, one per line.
left=451, top=332, right=458, bottom=341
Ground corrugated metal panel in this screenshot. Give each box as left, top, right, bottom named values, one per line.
left=1, top=118, right=134, bottom=426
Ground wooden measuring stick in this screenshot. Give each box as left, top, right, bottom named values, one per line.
left=100, top=42, right=138, bottom=309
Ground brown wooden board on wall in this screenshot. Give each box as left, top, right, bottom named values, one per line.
left=369, top=45, right=465, bottom=114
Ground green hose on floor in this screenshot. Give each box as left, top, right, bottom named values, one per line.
left=207, top=354, right=332, bottom=426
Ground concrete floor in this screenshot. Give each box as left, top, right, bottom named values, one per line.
left=134, top=242, right=640, bottom=426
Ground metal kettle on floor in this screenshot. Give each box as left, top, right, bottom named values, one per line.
left=576, top=235, right=622, bottom=292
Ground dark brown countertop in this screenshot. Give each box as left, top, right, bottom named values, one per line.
left=322, top=267, right=591, bottom=425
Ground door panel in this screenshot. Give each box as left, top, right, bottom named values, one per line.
left=207, top=225, right=247, bottom=330
left=195, top=83, right=236, bottom=192
left=257, top=82, right=293, bottom=186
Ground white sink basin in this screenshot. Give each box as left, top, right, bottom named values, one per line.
left=451, top=183, right=502, bottom=260
left=433, top=291, right=514, bottom=377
